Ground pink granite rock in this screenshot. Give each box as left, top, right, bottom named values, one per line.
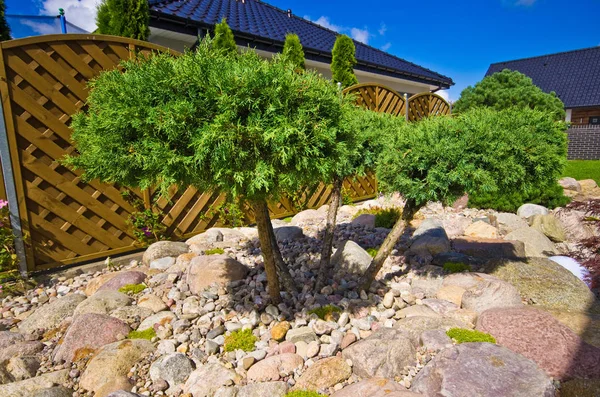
left=331, top=377, right=422, bottom=397
left=247, top=353, right=303, bottom=382
left=97, top=271, right=146, bottom=293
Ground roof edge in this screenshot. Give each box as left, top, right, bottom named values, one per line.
left=489, top=45, right=600, bottom=67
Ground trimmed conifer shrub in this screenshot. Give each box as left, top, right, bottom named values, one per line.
left=213, top=18, right=237, bottom=55
left=282, top=33, right=305, bottom=71
left=331, top=34, right=358, bottom=88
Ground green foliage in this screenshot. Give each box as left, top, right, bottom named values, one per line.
left=205, top=248, right=225, bottom=255
left=443, top=262, right=471, bottom=274
left=201, top=197, right=245, bottom=227
left=282, top=33, right=305, bottom=71
left=341, top=188, right=354, bottom=205
left=376, top=107, right=568, bottom=211
left=65, top=38, right=354, bottom=206
left=446, top=328, right=496, bottom=344
left=283, top=217, right=293, bottom=223
left=308, top=304, right=341, bottom=319
left=331, top=35, right=358, bottom=88
left=213, top=19, right=237, bottom=55
left=121, top=191, right=166, bottom=244
left=469, top=182, right=570, bottom=212
left=96, top=0, right=150, bottom=40
left=0, top=200, right=17, bottom=275
left=454, top=69, right=565, bottom=121
left=563, top=160, right=600, bottom=185
left=0, top=0, right=11, bottom=41
left=366, top=247, right=379, bottom=258
left=118, top=283, right=146, bottom=294
left=128, top=328, right=156, bottom=340
left=354, top=206, right=402, bottom=229
left=224, top=329, right=257, bottom=352
left=285, top=391, right=326, bottom=397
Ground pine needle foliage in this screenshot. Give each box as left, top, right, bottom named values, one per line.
left=331, top=35, right=358, bottom=88
left=0, top=0, right=10, bottom=41
left=282, top=33, right=305, bottom=71
left=454, top=69, right=565, bottom=121
left=213, top=18, right=237, bottom=55
left=96, top=0, right=150, bottom=40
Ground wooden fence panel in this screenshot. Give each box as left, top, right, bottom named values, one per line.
left=407, top=92, right=451, bottom=121
left=343, top=83, right=406, bottom=116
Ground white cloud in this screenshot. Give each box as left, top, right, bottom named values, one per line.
left=378, top=23, right=387, bottom=36
left=20, top=20, right=59, bottom=35
left=351, top=27, right=370, bottom=44
left=381, top=42, right=392, bottom=51
left=39, top=0, right=98, bottom=32
left=306, top=16, right=344, bottom=33
left=436, top=90, right=451, bottom=102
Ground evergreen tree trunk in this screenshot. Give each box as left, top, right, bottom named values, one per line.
left=360, top=199, right=418, bottom=290
left=315, top=177, right=343, bottom=291
left=267, top=217, right=298, bottom=295
left=252, top=200, right=282, bottom=304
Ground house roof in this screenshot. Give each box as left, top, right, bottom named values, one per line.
left=486, top=46, right=600, bottom=108
left=148, top=0, right=454, bottom=88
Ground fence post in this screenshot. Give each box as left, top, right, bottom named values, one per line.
left=404, top=93, right=409, bottom=121
left=58, top=9, right=67, bottom=34
left=0, top=83, right=28, bottom=277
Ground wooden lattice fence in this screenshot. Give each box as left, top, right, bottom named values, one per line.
left=407, top=92, right=451, bottom=121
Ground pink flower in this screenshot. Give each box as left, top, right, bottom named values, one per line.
left=0, top=199, right=8, bottom=209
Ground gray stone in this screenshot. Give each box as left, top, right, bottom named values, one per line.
left=236, top=381, right=288, bottom=397
left=517, top=203, right=549, bottom=219
left=342, top=328, right=415, bottom=378
left=0, top=370, right=69, bottom=397
left=149, top=353, right=194, bottom=390
left=183, top=363, right=238, bottom=397
left=107, top=392, right=142, bottom=397
left=109, top=305, right=153, bottom=324
left=529, top=214, right=567, bottom=242
left=461, top=277, right=523, bottom=314
left=143, top=241, right=189, bottom=266
left=74, top=290, right=131, bottom=316
left=150, top=256, right=176, bottom=270
left=331, top=240, right=372, bottom=276
left=504, top=227, right=558, bottom=257
left=351, top=214, right=376, bottom=229
left=18, top=294, right=86, bottom=333
left=394, top=316, right=466, bottom=346
left=6, top=356, right=40, bottom=381
left=410, top=219, right=450, bottom=255
left=137, top=311, right=176, bottom=331
left=420, top=329, right=452, bottom=352
left=411, top=343, right=555, bottom=397
left=186, top=255, right=248, bottom=294
left=558, top=177, right=581, bottom=192
left=32, top=387, right=74, bottom=397
left=285, top=327, right=318, bottom=343
left=273, top=226, right=304, bottom=242
left=494, top=212, right=529, bottom=235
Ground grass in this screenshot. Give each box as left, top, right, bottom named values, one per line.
left=205, top=248, right=225, bottom=255
left=443, top=262, right=471, bottom=274
left=446, top=328, right=496, bottom=344
left=285, top=391, right=327, bottom=397
left=308, top=304, right=341, bottom=320
left=353, top=206, right=402, bottom=229
left=224, top=329, right=257, bottom=352
left=563, top=160, right=600, bottom=185
left=118, top=283, right=146, bottom=294
left=127, top=328, right=156, bottom=340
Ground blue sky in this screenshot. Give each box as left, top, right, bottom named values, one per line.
left=5, top=0, right=600, bottom=100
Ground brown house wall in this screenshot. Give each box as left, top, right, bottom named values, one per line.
left=571, top=106, right=600, bottom=126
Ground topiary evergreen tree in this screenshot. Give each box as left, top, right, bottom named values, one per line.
left=282, top=33, right=305, bottom=71
left=213, top=18, right=237, bottom=55
left=331, top=35, right=358, bottom=88
left=95, top=0, right=150, bottom=41
left=0, top=0, right=11, bottom=41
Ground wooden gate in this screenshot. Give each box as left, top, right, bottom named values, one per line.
left=407, top=92, right=451, bottom=121
left=0, top=34, right=378, bottom=272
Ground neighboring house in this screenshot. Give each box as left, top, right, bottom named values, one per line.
left=486, top=46, right=600, bottom=127
left=147, top=0, right=453, bottom=95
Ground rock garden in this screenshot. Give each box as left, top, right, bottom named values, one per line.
left=0, top=178, right=599, bottom=397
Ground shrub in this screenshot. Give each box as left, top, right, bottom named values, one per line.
left=282, top=33, right=305, bottom=71
left=354, top=206, right=402, bottom=229
left=308, top=305, right=341, bottom=320
left=446, top=328, right=496, bottom=344
left=454, top=69, right=565, bottom=121
left=128, top=328, right=156, bottom=340
left=224, top=329, right=257, bottom=352
left=213, top=18, right=237, bottom=55
left=469, top=182, right=570, bottom=213
left=0, top=0, right=10, bottom=41
left=0, top=199, right=17, bottom=275
left=118, top=283, right=146, bottom=294
left=285, top=391, right=326, bottom=397
left=96, top=0, right=150, bottom=40
left=331, top=35, right=358, bottom=88
left=443, top=262, right=471, bottom=274
left=205, top=248, right=225, bottom=255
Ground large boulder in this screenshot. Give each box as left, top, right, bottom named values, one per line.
left=411, top=343, right=555, bottom=397
left=0, top=340, right=44, bottom=363
left=554, top=208, right=600, bottom=241
left=187, top=228, right=249, bottom=253
left=494, top=212, right=529, bottom=235
left=477, top=307, right=600, bottom=380
left=504, top=227, right=558, bottom=257
left=32, top=386, right=73, bottom=397
left=294, top=357, right=351, bottom=391
left=545, top=309, right=600, bottom=348
left=74, top=290, right=131, bottom=316
left=80, top=339, right=155, bottom=397
left=183, top=363, right=238, bottom=397
left=529, top=214, right=566, bottom=242
left=393, top=316, right=467, bottom=346
left=290, top=209, right=322, bottom=226
left=0, top=370, right=69, bottom=397
left=143, top=241, right=189, bottom=266
left=273, top=226, right=304, bottom=242
left=53, top=313, right=130, bottom=364
left=517, top=203, right=549, bottom=219
left=452, top=237, right=525, bottom=259
left=96, top=271, right=147, bottom=293
left=331, top=240, right=372, bottom=276
left=559, top=177, right=582, bottom=192
left=464, top=221, right=498, bottom=239
left=247, top=353, right=303, bottom=382
left=186, top=255, right=248, bottom=294
left=18, top=293, right=86, bottom=334
left=331, top=378, right=422, bottom=397
left=410, top=219, right=450, bottom=255
left=342, top=328, right=415, bottom=378
left=483, top=257, right=600, bottom=313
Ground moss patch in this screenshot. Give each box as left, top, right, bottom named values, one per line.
left=308, top=304, right=341, bottom=320
left=354, top=206, right=402, bottom=229
left=443, top=262, right=471, bottom=274
left=118, top=283, right=147, bottom=294
left=285, top=391, right=327, bottom=397
left=224, top=328, right=257, bottom=352
left=127, top=328, right=156, bottom=340
left=283, top=217, right=293, bottom=223
left=366, top=247, right=379, bottom=258
left=447, top=328, right=496, bottom=344
left=205, top=248, right=225, bottom=255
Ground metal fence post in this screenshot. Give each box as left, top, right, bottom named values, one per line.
left=0, top=93, right=28, bottom=277
left=59, top=9, right=67, bottom=34
left=404, top=93, right=409, bottom=121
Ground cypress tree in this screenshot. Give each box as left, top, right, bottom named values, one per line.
left=213, top=18, right=237, bottom=55
left=95, top=0, right=150, bottom=41
left=0, top=0, right=11, bottom=41
left=282, top=33, right=305, bottom=71
left=331, top=35, right=358, bottom=88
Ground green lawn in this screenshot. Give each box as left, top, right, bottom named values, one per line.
left=562, top=160, right=600, bottom=185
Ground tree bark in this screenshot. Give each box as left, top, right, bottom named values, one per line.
left=315, top=177, right=343, bottom=291
left=266, top=213, right=298, bottom=295
left=252, top=200, right=282, bottom=304
left=360, top=199, right=418, bottom=291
